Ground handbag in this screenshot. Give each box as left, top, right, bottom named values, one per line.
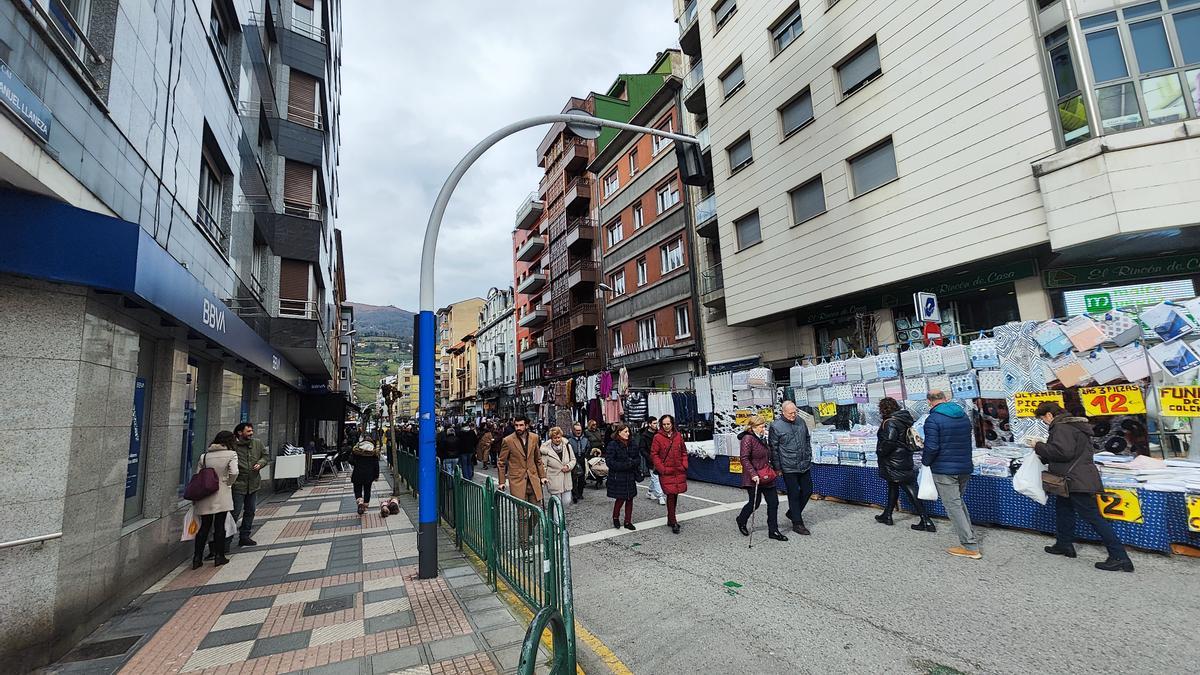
left=183, top=452, right=219, bottom=501
left=1041, top=446, right=1085, bottom=498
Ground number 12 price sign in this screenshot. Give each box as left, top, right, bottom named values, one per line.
left=1079, top=384, right=1146, bottom=417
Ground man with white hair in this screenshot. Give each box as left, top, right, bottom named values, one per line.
left=770, top=400, right=813, bottom=535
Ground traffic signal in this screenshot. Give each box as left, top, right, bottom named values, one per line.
left=676, top=142, right=709, bottom=186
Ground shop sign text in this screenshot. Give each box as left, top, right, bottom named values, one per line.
left=1159, top=387, right=1200, bottom=417
left=1097, top=489, right=1143, bottom=524
left=1079, top=384, right=1145, bottom=416
left=1013, top=391, right=1064, bottom=418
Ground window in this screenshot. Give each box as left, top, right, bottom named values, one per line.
left=209, top=2, right=234, bottom=81
left=284, top=160, right=320, bottom=218
left=288, top=70, right=321, bottom=129
left=603, top=170, right=620, bottom=197
left=849, top=138, right=898, bottom=195
left=656, top=182, right=680, bottom=213
left=1045, top=28, right=1091, bottom=145
left=713, top=0, right=737, bottom=31
left=606, top=219, right=623, bottom=247
left=660, top=239, right=684, bottom=274
left=610, top=271, right=626, bottom=296
left=633, top=204, right=644, bottom=229
left=720, top=58, right=745, bottom=99
left=652, top=118, right=673, bottom=154
left=735, top=211, right=761, bottom=250
left=675, top=305, right=691, bottom=338
left=340, top=343, right=349, bottom=356
left=780, top=88, right=814, bottom=137
left=789, top=176, right=826, bottom=224
left=612, top=329, right=624, bottom=354
left=198, top=154, right=223, bottom=240
left=771, top=4, right=803, bottom=54
left=629, top=149, right=638, bottom=175
left=727, top=134, right=753, bottom=174
left=636, top=258, right=648, bottom=286
left=837, top=37, right=881, bottom=97
left=251, top=242, right=269, bottom=295
left=637, top=316, right=658, bottom=349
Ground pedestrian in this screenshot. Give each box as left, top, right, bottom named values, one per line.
left=567, top=422, right=588, bottom=502
left=192, top=431, right=239, bottom=569
left=1029, top=402, right=1134, bottom=572
left=438, top=426, right=460, bottom=475
left=540, top=426, right=577, bottom=508
left=349, top=440, right=381, bottom=514
left=769, top=401, right=814, bottom=535
left=605, top=423, right=640, bottom=531
left=229, top=422, right=269, bottom=548
left=458, top=423, right=478, bottom=480
left=585, top=419, right=606, bottom=489
left=922, top=389, right=981, bottom=559
left=498, top=416, right=547, bottom=550
left=735, top=416, right=788, bottom=541
left=477, top=423, right=494, bottom=469
left=640, top=419, right=665, bottom=505
left=650, top=415, right=688, bottom=534
left=874, top=397, right=935, bottom=532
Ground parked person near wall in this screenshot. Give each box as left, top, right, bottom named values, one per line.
left=874, top=397, right=935, bottom=532
left=193, top=431, right=239, bottom=569
left=605, top=423, right=640, bottom=531
left=651, top=415, right=688, bottom=534
left=229, top=422, right=269, bottom=548
left=640, top=419, right=665, bottom=505
left=923, top=390, right=981, bottom=560
left=567, top=423, right=588, bottom=502
left=1030, top=402, right=1134, bottom=572
left=736, top=416, right=788, bottom=542
left=349, top=440, right=381, bottom=514
left=770, top=401, right=814, bottom=536
left=540, top=426, right=577, bottom=508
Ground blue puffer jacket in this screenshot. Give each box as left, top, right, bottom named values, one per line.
left=921, top=402, right=974, bottom=475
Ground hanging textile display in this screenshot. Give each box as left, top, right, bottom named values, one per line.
left=789, top=363, right=804, bottom=386
left=618, top=367, right=630, bottom=395
left=1063, top=315, right=1105, bottom=352
left=949, top=370, right=980, bottom=399
left=1111, top=343, right=1155, bottom=382
left=903, top=376, right=927, bottom=401
left=812, top=361, right=831, bottom=386
left=625, top=391, right=648, bottom=423
left=996, top=321, right=1051, bottom=441
left=1100, top=311, right=1141, bottom=346
left=883, top=379, right=905, bottom=400
left=851, top=382, right=869, bottom=404
left=942, top=343, right=970, bottom=373
left=877, top=352, right=900, bottom=378
left=1141, top=301, right=1195, bottom=342
left=1032, top=320, right=1072, bottom=358
left=861, top=355, right=880, bottom=381
left=711, top=372, right=736, bottom=434
left=694, top=376, right=713, bottom=415
left=920, top=345, right=945, bottom=374
left=1081, top=347, right=1121, bottom=384
left=829, top=360, right=847, bottom=384
left=844, top=356, right=864, bottom=382
left=1049, top=352, right=1091, bottom=388
left=900, top=349, right=923, bottom=375
left=970, top=334, right=1000, bottom=368
left=866, top=380, right=886, bottom=402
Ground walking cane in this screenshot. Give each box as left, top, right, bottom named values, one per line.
left=748, top=479, right=760, bottom=549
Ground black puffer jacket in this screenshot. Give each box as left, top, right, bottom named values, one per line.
left=876, top=410, right=917, bottom=484
left=1035, top=416, right=1103, bottom=494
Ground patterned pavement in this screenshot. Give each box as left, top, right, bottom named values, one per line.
left=42, top=470, right=541, bottom=675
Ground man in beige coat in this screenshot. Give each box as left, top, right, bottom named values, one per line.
left=499, top=416, right=547, bottom=550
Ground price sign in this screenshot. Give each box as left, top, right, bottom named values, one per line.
left=760, top=408, right=775, bottom=422
left=1096, top=489, right=1143, bottom=524
left=817, top=401, right=837, bottom=417
left=1159, top=386, right=1200, bottom=417
left=1013, top=391, right=1065, bottom=418
left=734, top=409, right=752, bottom=427
left=1080, top=384, right=1146, bottom=416
left=728, top=458, right=743, bottom=474
left=1187, top=493, right=1200, bottom=533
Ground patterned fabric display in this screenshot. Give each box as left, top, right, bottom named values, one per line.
left=852, top=382, right=869, bottom=403
left=834, top=383, right=855, bottom=405
left=942, top=344, right=970, bottom=373
left=1063, top=315, right=1105, bottom=352
left=901, top=349, right=923, bottom=375
left=806, top=388, right=823, bottom=405
left=1100, top=312, right=1142, bottom=347
left=1082, top=348, right=1121, bottom=384
left=883, top=379, right=905, bottom=400
left=950, top=370, right=980, bottom=399
left=813, top=362, right=831, bottom=386
left=791, top=386, right=809, bottom=405
left=1050, top=352, right=1091, bottom=388
left=731, top=370, right=751, bottom=388
left=844, top=358, right=863, bottom=382
left=861, top=356, right=879, bottom=381
left=877, top=352, right=900, bottom=378
left=746, top=367, right=773, bottom=387
left=970, top=337, right=1000, bottom=368
left=1033, top=320, right=1072, bottom=358
left=829, top=360, right=848, bottom=384
left=904, top=376, right=928, bottom=401
left=789, top=364, right=804, bottom=387
left=978, top=370, right=1006, bottom=399
left=801, top=364, right=817, bottom=388
left=927, top=374, right=951, bottom=396
left=867, top=381, right=886, bottom=402
left=822, top=386, right=838, bottom=403
left=1111, top=343, right=1156, bottom=382
left=997, top=321, right=1050, bottom=443
left=920, top=346, right=945, bottom=374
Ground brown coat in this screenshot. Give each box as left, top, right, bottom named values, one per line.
left=1034, top=416, right=1103, bottom=494
left=499, top=432, right=545, bottom=502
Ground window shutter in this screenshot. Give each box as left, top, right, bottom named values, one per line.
left=284, top=161, right=315, bottom=205
left=288, top=70, right=319, bottom=124
left=279, top=259, right=310, bottom=300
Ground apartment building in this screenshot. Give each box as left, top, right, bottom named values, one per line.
left=672, top=0, right=1200, bottom=371
left=589, top=50, right=703, bottom=388
left=447, top=332, right=479, bottom=416
left=435, top=297, right=484, bottom=413
left=394, top=363, right=419, bottom=420
left=0, top=0, right=344, bottom=668
left=477, top=286, right=517, bottom=416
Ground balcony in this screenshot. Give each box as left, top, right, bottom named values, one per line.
left=567, top=260, right=599, bottom=289
left=696, top=126, right=710, bottom=153
left=515, top=235, right=546, bottom=262
left=518, top=306, right=548, bottom=328
left=516, top=271, right=547, bottom=295
left=286, top=102, right=324, bottom=131
left=568, top=303, right=601, bottom=331
left=678, top=0, right=700, bottom=56
left=515, top=191, right=544, bottom=230
left=290, top=14, right=325, bottom=43
left=564, top=139, right=592, bottom=171
left=683, top=60, right=706, bottom=114
left=278, top=298, right=318, bottom=320
left=284, top=198, right=322, bottom=221
left=564, top=175, right=593, bottom=210
left=610, top=336, right=680, bottom=368
left=520, top=342, right=549, bottom=361
left=694, top=192, right=718, bottom=238
left=701, top=265, right=725, bottom=309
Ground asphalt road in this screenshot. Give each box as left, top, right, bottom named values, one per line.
left=472, top=464, right=1198, bottom=674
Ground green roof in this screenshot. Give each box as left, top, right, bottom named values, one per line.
left=593, top=73, right=668, bottom=154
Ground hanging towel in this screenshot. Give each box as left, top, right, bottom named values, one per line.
left=532, top=386, right=545, bottom=404
left=695, top=376, right=713, bottom=415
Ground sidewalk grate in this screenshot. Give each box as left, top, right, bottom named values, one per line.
left=301, top=595, right=355, bottom=617
left=59, top=635, right=141, bottom=662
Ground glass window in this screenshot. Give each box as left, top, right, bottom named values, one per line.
left=636, top=258, right=648, bottom=286
left=735, top=211, right=761, bottom=250
left=675, top=305, right=691, bottom=338
left=606, top=219, right=623, bottom=247
left=714, top=0, right=737, bottom=30
left=1175, top=9, right=1200, bottom=64
left=1130, top=19, right=1175, bottom=72
left=633, top=204, right=644, bottom=229
left=849, top=139, right=898, bottom=195
left=610, top=271, right=625, bottom=296
left=652, top=118, right=673, bottom=154
left=628, top=149, right=638, bottom=175
left=1187, top=68, right=1200, bottom=111
left=727, top=135, right=753, bottom=173
left=656, top=182, right=680, bottom=212
left=789, top=176, right=826, bottom=224
left=1050, top=41, right=1081, bottom=98
left=637, top=317, right=658, bottom=348
left=1097, top=82, right=1144, bottom=130
left=771, top=4, right=803, bottom=54
left=603, top=171, right=619, bottom=197
left=720, top=59, right=745, bottom=98
left=1124, top=1, right=1164, bottom=19
left=660, top=239, right=684, bottom=274
left=838, top=38, right=881, bottom=97
left=780, top=89, right=814, bottom=136
left=1080, top=11, right=1119, bottom=29
left=1086, top=29, right=1129, bottom=82
left=612, top=329, right=623, bottom=353
left=1142, top=72, right=1188, bottom=122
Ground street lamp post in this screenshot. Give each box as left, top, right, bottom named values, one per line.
left=416, top=113, right=700, bottom=579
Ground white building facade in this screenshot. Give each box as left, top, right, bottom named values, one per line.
left=477, top=287, right=518, bottom=416
left=673, top=0, right=1200, bottom=370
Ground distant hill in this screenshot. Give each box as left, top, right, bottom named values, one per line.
left=348, top=302, right=415, bottom=339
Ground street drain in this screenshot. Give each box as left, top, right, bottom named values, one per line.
left=302, top=595, right=355, bottom=616
left=60, top=635, right=142, bottom=662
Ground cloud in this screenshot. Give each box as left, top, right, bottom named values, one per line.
left=338, top=0, right=678, bottom=310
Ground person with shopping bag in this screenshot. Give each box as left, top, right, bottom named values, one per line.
left=735, top=416, right=788, bottom=542
left=875, top=397, right=936, bottom=532
left=605, top=424, right=641, bottom=530
left=349, top=440, right=381, bottom=514
left=640, top=419, right=666, bottom=506
left=1028, top=402, right=1133, bottom=572
left=191, top=431, right=239, bottom=569
left=540, top=426, right=577, bottom=508
left=650, top=415, right=688, bottom=534
left=922, top=389, right=980, bottom=559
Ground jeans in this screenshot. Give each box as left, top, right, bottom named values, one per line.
left=459, top=453, right=475, bottom=480
left=782, top=471, right=813, bottom=525
left=572, top=470, right=586, bottom=500
left=231, top=490, right=256, bottom=541
left=932, top=473, right=977, bottom=550
left=737, top=483, right=779, bottom=533
left=1056, top=493, right=1129, bottom=560
left=354, top=481, right=372, bottom=502
left=647, top=471, right=664, bottom=499
left=442, top=457, right=459, bottom=475
left=196, top=512, right=227, bottom=561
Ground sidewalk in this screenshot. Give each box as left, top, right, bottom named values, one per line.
left=41, top=470, right=537, bottom=675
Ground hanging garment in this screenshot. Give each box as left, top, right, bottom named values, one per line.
left=600, top=371, right=613, bottom=399
left=587, top=398, right=602, bottom=423
left=694, top=377, right=713, bottom=415
left=625, top=392, right=648, bottom=423
left=618, top=367, right=630, bottom=395
left=603, top=398, right=623, bottom=424
left=576, top=375, right=587, bottom=403
left=532, top=386, right=546, bottom=405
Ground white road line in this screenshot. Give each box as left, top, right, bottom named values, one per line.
left=633, top=481, right=726, bottom=505
left=570, top=501, right=744, bottom=546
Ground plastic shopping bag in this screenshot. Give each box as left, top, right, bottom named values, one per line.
left=181, top=506, right=200, bottom=541
left=917, top=465, right=938, bottom=501
left=1012, top=452, right=1048, bottom=505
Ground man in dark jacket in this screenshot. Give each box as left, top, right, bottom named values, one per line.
left=567, top=423, right=588, bottom=502
left=770, top=401, right=813, bottom=535
left=922, top=390, right=980, bottom=559
left=584, top=420, right=606, bottom=488
left=230, top=422, right=270, bottom=547
left=457, top=424, right=478, bottom=480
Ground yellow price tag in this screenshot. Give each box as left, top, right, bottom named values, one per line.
left=1080, top=384, right=1146, bottom=416
left=817, top=402, right=837, bottom=417
left=1096, top=489, right=1143, bottom=524
left=760, top=408, right=775, bottom=422
left=1159, top=386, right=1200, bottom=417
left=1187, top=493, right=1200, bottom=533
left=1013, top=391, right=1064, bottom=418
left=728, top=458, right=743, bottom=474
left=734, top=410, right=752, bottom=427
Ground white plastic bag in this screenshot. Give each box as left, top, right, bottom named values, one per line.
left=181, top=506, right=200, bottom=541
left=917, top=465, right=938, bottom=501
left=1013, top=451, right=1048, bottom=505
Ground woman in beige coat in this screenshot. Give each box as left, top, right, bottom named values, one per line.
left=539, top=426, right=577, bottom=508
left=193, top=431, right=239, bottom=568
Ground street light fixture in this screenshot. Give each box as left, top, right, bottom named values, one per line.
left=415, top=113, right=702, bottom=579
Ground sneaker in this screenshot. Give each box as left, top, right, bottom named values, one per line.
left=238, top=538, right=256, bottom=547
left=1044, top=544, right=1077, bottom=558
left=947, top=546, right=982, bottom=560
left=658, top=496, right=666, bottom=506
left=1095, top=557, right=1134, bottom=572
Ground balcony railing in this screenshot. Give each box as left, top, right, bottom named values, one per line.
left=695, top=193, right=717, bottom=226
left=696, top=126, right=710, bottom=152
left=612, top=336, right=671, bottom=359
left=678, top=0, right=698, bottom=35
left=287, top=102, right=323, bottom=130
left=682, top=60, right=705, bottom=99
left=291, top=15, right=325, bottom=42
left=279, top=298, right=319, bottom=320
left=515, top=191, right=544, bottom=230
left=283, top=199, right=322, bottom=220
left=196, top=198, right=223, bottom=241
left=701, top=265, right=724, bottom=295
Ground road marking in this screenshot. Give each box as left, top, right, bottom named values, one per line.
left=570, top=501, right=744, bottom=546
left=635, top=482, right=725, bottom=505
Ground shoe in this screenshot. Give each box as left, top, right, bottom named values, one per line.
left=912, top=518, right=936, bottom=533
left=658, top=496, right=666, bottom=506
left=191, top=558, right=203, bottom=570
left=623, top=522, right=636, bottom=531
left=769, top=531, right=789, bottom=542
left=214, top=556, right=230, bottom=567
left=380, top=505, right=389, bottom=518
left=238, top=538, right=256, bottom=547
left=792, top=523, right=810, bottom=536
left=874, top=513, right=894, bottom=526
left=1044, top=544, right=1077, bottom=558
left=786, top=510, right=792, bottom=521
left=737, top=520, right=750, bottom=537
left=357, top=502, right=367, bottom=515
left=1095, top=557, right=1134, bottom=572
left=613, top=518, right=621, bottom=530
left=671, top=524, right=681, bottom=534
left=389, top=502, right=399, bottom=514
left=204, top=551, right=214, bottom=561
left=947, top=546, right=982, bottom=560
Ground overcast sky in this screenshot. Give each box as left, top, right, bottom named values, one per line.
left=338, top=1, right=679, bottom=310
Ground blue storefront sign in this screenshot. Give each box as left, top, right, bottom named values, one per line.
left=0, top=58, right=52, bottom=143
left=125, top=377, right=146, bottom=498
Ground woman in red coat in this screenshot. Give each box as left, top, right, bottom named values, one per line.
left=651, top=414, right=688, bottom=534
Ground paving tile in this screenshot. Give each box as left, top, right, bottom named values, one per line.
left=362, top=575, right=406, bottom=592
left=482, top=624, right=527, bottom=648
left=197, top=623, right=262, bottom=649
left=370, top=645, right=424, bottom=673
left=427, top=634, right=479, bottom=662
left=302, top=658, right=367, bottom=675
left=363, top=597, right=412, bottom=618
left=248, top=630, right=311, bottom=659
left=223, top=595, right=275, bottom=614
left=363, top=586, right=407, bottom=604
left=493, top=645, right=522, bottom=671
left=182, top=640, right=255, bottom=671
left=319, top=582, right=361, bottom=599
left=453, top=584, right=494, bottom=600
left=364, top=611, right=415, bottom=634
left=463, top=595, right=504, bottom=613
left=442, top=565, right=477, bottom=578
left=210, top=607, right=270, bottom=631
left=309, top=619, right=366, bottom=646
left=274, top=588, right=323, bottom=606
left=470, top=608, right=517, bottom=630
left=446, top=575, right=482, bottom=589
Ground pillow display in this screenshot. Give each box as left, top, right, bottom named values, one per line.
left=789, top=364, right=804, bottom=387
left=927, top=374, right=951, bottom=397
left=829, top=360, right=848, bottom=384
left=1140, top=302, right=1195, bottom=343
left=949, top=370, right=980, bottom=399
left=866, top=381, right=886, bottom=402
left=883, top=379, right=905, bottom=400
left=1099, top=312, right=1142, bottom=347
left=833, top=383, right=855, bottom=405
left=970, top=337, right=1000, bottom=369
left=942, top=344, right=970, bottom=373
left=1062, top=315, right=1105, bottom=352
left=1111, top=343, right=1156, bottom=382
left=1148, top=340, right=1200, bottom=377
left=978, top=369, right=1007, bottom=399
left=801, top=364, right=817, bottom=388
left=861, top=356, right=880, bottom=382
left=1081, top=348, right=1121, bottom=385
left=877, top=352, right=900, bottom=378
left=851, top=382, right=869, bottom=404
left=812, top=361, right=831, bottom=386
left=920, top=346, right=945, bottom=374
left=1032, top=321, right=1072, bottom=358
left=904, top=375, right=928, bottom=401
left=844, top=357, right=864, bottom=382
left=1049, top=352, right=1091, bottom=388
